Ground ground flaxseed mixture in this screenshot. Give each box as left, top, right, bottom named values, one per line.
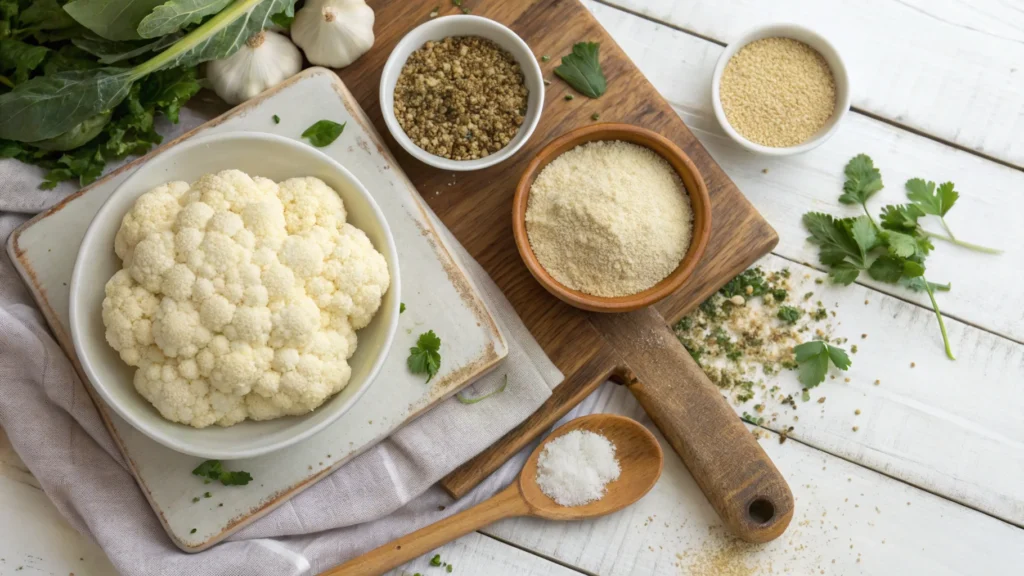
left=719, top=37, right=836, bottom=147
left=393, top=36, right=528, bottom=160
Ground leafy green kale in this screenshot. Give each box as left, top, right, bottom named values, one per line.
left=302, top=119, right=345, bottom=147
left=554, top=42, right=606, bottom=98
left=794, top=341, right=850, bottom=388
left=192, top=460, right=253, bottom=486
left=408, top=330, right=442, bottom=382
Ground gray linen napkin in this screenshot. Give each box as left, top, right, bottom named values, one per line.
left=0, top=111, right=562, bottom=575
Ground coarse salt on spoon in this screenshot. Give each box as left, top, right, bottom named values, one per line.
left=324, top=414, right=664, bottom=576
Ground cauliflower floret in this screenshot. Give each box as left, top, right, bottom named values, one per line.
left=102, top=170, right=391, bottom=428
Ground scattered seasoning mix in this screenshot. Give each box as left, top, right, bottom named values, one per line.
left=719, top=37, right=836, bottom=147
left=393, top=36, right=528, bottom=160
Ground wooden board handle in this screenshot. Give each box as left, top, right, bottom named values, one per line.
left=592, top=308, right=794, bottom=543
left=324, top=483, right=529, bottom=576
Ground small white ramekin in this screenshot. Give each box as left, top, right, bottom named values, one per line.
left=711, top=23, right=851, bottom=156
left=379, top=15, right=544, bottom=171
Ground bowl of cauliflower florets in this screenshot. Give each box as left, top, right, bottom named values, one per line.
left=69, top=132, right=400, bottom=459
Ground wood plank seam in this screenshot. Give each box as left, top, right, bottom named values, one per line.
left=589, top=0, right=1024, bottom=175
left=478, top=531, right=599, bottom=576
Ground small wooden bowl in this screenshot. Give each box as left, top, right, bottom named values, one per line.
left=513, top=123, right=712, bottom=313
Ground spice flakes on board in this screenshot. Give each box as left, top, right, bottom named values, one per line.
left=393, top=36, right=528, bottom=160
left=719, top=37, right=836, bottom=147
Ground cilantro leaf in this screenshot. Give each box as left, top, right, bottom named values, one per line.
left=879, top=204, right=925, bottom=233
left=867, top=255, right=904, bottom=283
left=838, top=154, right=883, bottom=208
left=803, top=213, right=877, bottom=284
left=882, top=230, right=917, bottom=258
left=793, top=341, right=850, bottom=388
left=408, top=330, right=442, bottom=382
left=302, top=120, right=345, bottom=147
left=906, top=178, right=957, bottom=217
left=191, top=460, right=253, bottom=486
left=553, top=42, right=606, bottom=98
left=827, top=262, right=860, bottom=285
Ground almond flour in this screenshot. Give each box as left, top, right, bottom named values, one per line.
left=525, top=141, right=693, bottom=297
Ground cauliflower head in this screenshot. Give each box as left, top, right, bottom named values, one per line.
left=102, top=170, right=390, bottom=428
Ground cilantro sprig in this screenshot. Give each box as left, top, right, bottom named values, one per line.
left=408, top=330, right=442, bottom=382
left=794, top=341, right=851, bottom=388
left=802, top=154, right=1001, bottom=360
left=192, top=460, right=252, bottom=487
left=554, top=42, right=607, bottom=99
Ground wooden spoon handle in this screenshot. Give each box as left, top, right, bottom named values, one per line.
left=323, top=483, right=530, bottom=576
left=592, top=308, right=794, bottom=543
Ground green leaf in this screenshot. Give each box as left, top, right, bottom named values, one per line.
left=456, top=374, right=508, bottom=405
left=883, top=230, right=917, bottom=258
left=63, top=0, right=167, bottom=41
left=42, top=45, right=102, bottom=74
left=905, top=178, right=958, bottom=217
left=849, top=216, right=878, bottom=256
left=902, top=277, right=950, bottom=292
left=219, top=470, right=252, bottom=486
left=29, top=110, right=112, bottom=151
left=302, top=119, right=345, bottom=147
left=794, top=341, right=850, bottom=388
left=838, top=154, right=883, bottom=206
left=867, top=255, right=904, bottom=283
left=137, top=0, right=234, bottom=38
left=880, top=203, right=925, bottom=233
left=803, top=212, right=866, bottom=267
left=191, top=459, right=252, bottom=485
left=828, top=262, right=860, bottom=285
left=553, top=41, right=607, bottom=98
left=73, top=32, right=181, bottom=64
left=19, top=0, right=78, bottom=31
left=827, top=346, right=851, bottom=370
left=192, top=459, right=223, bottom=479
left=0, top=68, right=136, bottom=142
left=0, top=38, right=49, bottom=84
left=269, top=9, right=293, bottom=29
left=901, top=259, right=925, bottom=278
left=408, top=330, right=442, bottom=382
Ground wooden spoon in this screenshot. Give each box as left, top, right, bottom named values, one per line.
left=324, top=414, right=664, bottom=576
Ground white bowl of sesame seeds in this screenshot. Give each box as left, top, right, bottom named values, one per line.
left=711, top=24, right=851, bottom=156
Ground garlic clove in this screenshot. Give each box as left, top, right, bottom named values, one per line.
left=292, top=0, right=375, bottom=69
left=208, top=31, right=303, bottom=106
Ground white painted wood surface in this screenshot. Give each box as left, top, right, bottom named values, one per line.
left=3, top=0, right=1024, bottom=574
left=485, top=383, right=1024, bottom=575
left=600, top=0, right=1024, bottom=169
left=5, top=69, right=508, bottom=552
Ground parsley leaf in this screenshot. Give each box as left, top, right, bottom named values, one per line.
left=838, top=154, right=883, bottom=217
left=906, top=178, right=957, bottom=217
left=802, top=213, right=876, bottom=284
left=794, top=341, right=850, bottom=388
left=191, top=460, right=253, bottom=486
left=302, top=120, right=345, bottom=147
left=553, top=42, right=606, bottom=98
left=430, top=554, right=443, bottom=567
left=408, top=330, right=442, bottom=382
left=776, top=306, right=802, bottom=325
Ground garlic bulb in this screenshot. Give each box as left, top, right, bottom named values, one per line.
left=292, top=0, right=375, bottom=69
left=207, top=31, right=303, bottom=105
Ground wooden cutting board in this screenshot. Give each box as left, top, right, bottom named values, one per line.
left=338, top=0, right=783, bottom=524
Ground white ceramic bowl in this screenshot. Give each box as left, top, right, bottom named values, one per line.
left=711, top=23, right=851, bottom=155
left=379, top=15, right=544, bottom=171
left=69, top=132, right=401, bottom=460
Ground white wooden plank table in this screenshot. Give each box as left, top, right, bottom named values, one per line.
left=2, top=0, right=1022, bottom=573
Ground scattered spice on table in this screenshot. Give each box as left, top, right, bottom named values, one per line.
left=719, top=37, right=836, bottom=147
left=393, top=36, right=528, bottom=160
left=525, top=140, right=693, bottom=297
left=536, top=430, right=620, bottom=506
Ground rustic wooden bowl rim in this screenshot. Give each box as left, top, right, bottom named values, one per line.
left=512, top=123, right=713, bottom=313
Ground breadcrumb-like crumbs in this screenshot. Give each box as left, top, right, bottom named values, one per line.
left=393, top=36, right=528, bottom=160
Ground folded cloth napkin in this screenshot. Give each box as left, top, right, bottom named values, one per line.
left=0, top=111, right=562, bottom=575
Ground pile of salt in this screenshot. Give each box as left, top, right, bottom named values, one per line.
left=535, top=430, right=621, bottom=506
